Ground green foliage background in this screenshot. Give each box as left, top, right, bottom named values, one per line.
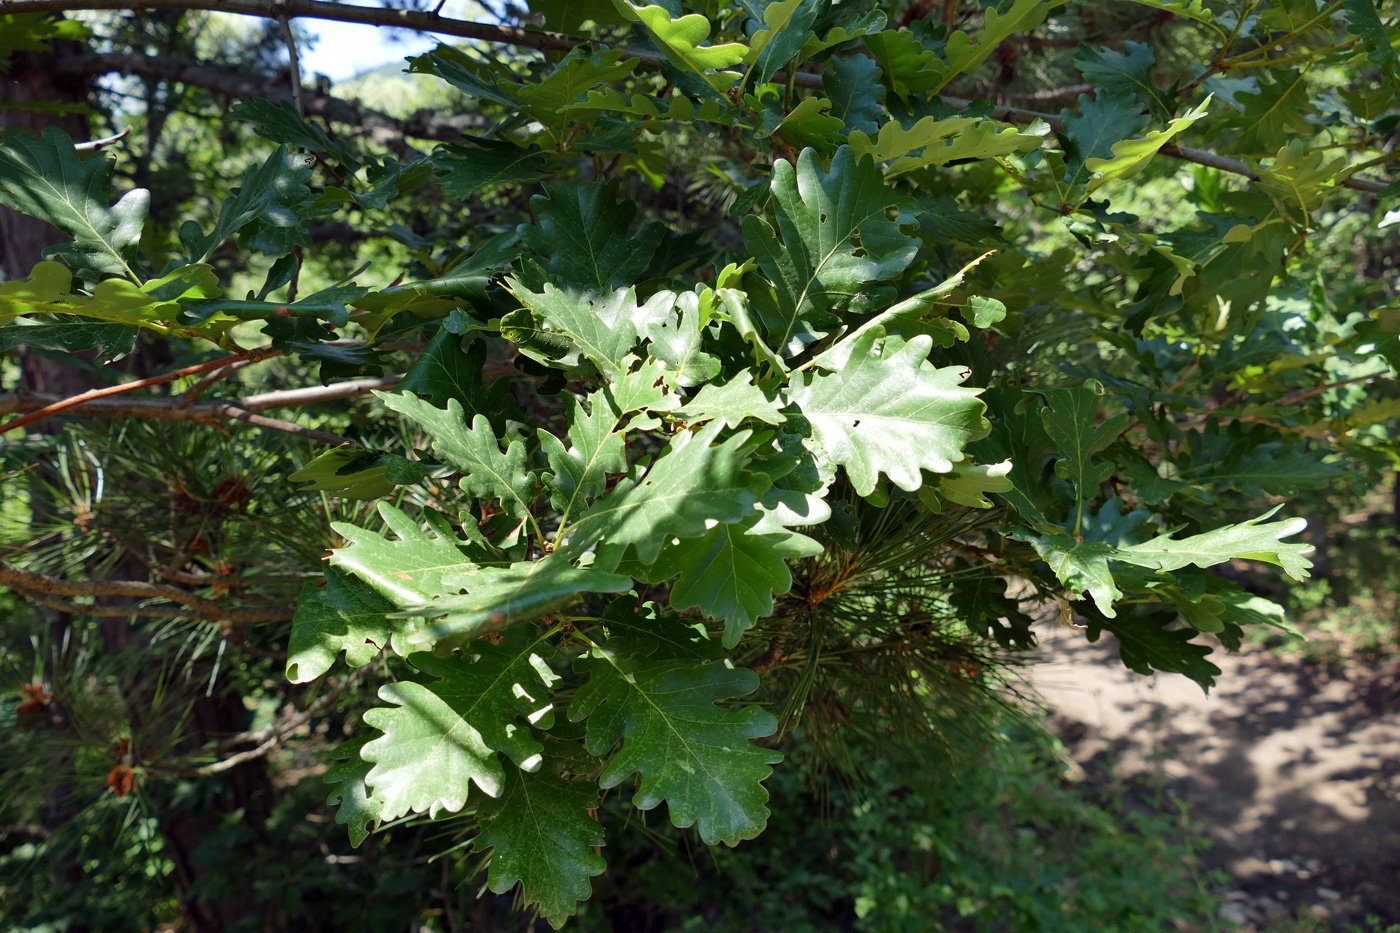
left=1, top=0, right=1398, bottom=928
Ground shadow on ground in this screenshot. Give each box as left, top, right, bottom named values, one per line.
left=1031, top=627, right=1400, bottom=929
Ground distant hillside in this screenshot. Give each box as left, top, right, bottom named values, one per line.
left=331, top=57, right=457, bottom=119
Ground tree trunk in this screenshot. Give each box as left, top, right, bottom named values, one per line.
left=2, top=41, right=96, bottom=396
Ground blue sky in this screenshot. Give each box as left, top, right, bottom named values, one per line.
left=296, top=1, right=492, bottom=81
left=299, top=16, right=437, bottom=82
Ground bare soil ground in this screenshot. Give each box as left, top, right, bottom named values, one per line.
left=1031, top=626, right=1400, bottom=929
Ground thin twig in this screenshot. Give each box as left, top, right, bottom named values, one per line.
left=287, top=246, right=303, bottom=303
left=210, top=669, right=365, bottom=754
left=0, top=558, right=293, bottom=620
left=5, top=0, right=591, bottom=55
left=0, top=346, right=279, bottom=435
left=12, top=587, right=295, bottom=622
left=277, top=11, right=304, bottom=117
left=1004, top=83, right=1095, bottom=105
left=138, top=671, right=376, bottom=782
left=943, top=98, right=1391, bottom=195
left=213, top=405, right=359, bottom=445
left=1278, top=372, right=1389, bottom=406
left=72, top=127, right=130, bottom=151
left=178, top=357, right=260, bottom=407
left=0, top=374, right=404, bottom=426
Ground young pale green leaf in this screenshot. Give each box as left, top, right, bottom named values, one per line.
left=0, top=258, right=70, bottom=315
left=400, top=557, right=633, bottom=652
left=325, top=737, right=386, bottom=847
left=518, top=179, right=665, bottom=289
left=1254, top=140, right=1348, bottom=217
left=848, top=116, right=1043, bottom=177
left=744, top=0, right=820, bottom=85
left=786, top=328, right=987, bottom=496
left=666, top=517, right=820, bottom=647
left=3, top=277, right=185, bottom=336
left=679, top=374, right=786, bottom=428
left=290, top=448, right=434, bottom=501
left=1114, top=509, right=1313, bottom=581
left=926, top=0, right=1051, bottom=94
left=380, top=393, right=538, bottom=524
left=1084, top=99, right=1210, bottom=193
left=473, top=765, right=606, bottom=929
left=932, top=459, right=1015, bottom=509
left=566, top=420, right=770, bottom=567
left=1061, top=92, right=1150, bottom=188
left=570, top=609, right=781, bottom=845
left=741, top=146, right=918, bottom=355
left=329, top=502, right=480, bottom=606
left=611, top=2, right=747, bottom=89
left=0, top=125, right=149, bottom=280
left=362, top=628, right=561, bottom=820
left=287, top=567, right=404, bottom=683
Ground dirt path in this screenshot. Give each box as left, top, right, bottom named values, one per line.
left=1031, top=627, right=1400, bottom=929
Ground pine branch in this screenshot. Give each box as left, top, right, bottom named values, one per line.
left=0, top=559, right=296, bottom=622
left=0, top=376, right=404, bottom=437
left=0, top=346, right=279, bottom=435
left=6, top=588, right=294, bottom=622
